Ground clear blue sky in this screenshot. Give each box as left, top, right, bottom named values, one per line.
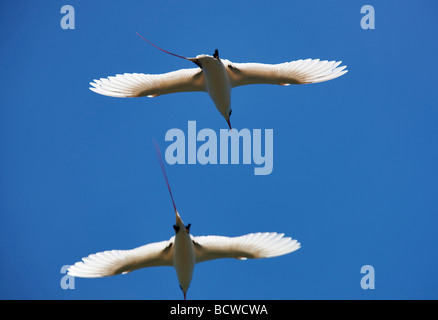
left=1, top=0, right=437, bottom=300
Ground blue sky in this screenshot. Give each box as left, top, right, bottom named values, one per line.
left=1, top=0, right=437, bottom=300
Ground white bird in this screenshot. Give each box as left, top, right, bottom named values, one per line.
left=67, top=143, right=301, bottom=299
left=89, top=33, right=348, bottom=129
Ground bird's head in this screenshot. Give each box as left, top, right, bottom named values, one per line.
left=219, top=109, right=232, bottom=130
left=179, top=284, right=189, bottom=300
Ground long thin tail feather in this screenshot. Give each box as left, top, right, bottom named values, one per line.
left=136, top=32, right=189, bottom=61
left=154, top=140, right=177, bottom=214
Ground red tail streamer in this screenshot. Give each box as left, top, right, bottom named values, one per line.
left=136, top=32, right=189, bottom=61
left=154, top=140, right=177, bottom=214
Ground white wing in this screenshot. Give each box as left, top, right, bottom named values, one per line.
left=67, top=237, right=175, bottom=278
left=193, top=232, right=300, bottom=263
left=89, top=68, right=205, bottom=98
left=226, top=59, right=347, bottom=87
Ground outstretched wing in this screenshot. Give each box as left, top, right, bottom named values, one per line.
left=67, top=237, right=175, bottom=278
left=89, top=68, right=205, bottom=98
left=193, top=232, right=300, bottom=263
left=226, top=59, right=347, bottom=87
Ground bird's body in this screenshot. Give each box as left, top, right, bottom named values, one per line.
left=67, top=226, right=300, bottom=299
left=89, top=35, right=348, bottom=128
left=173, top=213, right=196, bottom=298
left=199, top=54, right=232, bottom=124
left=67, top=143, right=301, bottom=299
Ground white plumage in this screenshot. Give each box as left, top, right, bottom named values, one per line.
left=67, top=232, right=300, bottom=278
left=90, top=68, right=205, bottom=98
left=89, top=35, right=347, bottom=128
left=67, top=143, right=301, bottom=299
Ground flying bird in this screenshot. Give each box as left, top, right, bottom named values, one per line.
left=89, top=33, right=348, bottom=129
left=67, top=143, right=301, bottom=299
